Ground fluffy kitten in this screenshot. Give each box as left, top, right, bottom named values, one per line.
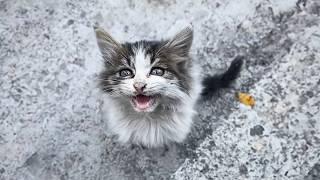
left=94, top=26, right=243, bottom=147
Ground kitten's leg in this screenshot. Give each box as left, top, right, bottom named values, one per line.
left=130, top=143, right=147, bottom=150
left=161, top=144, right=170, bottom=156
left=140, top=144, right=147, bottom=150
left=130, top=144, right=138, bottom=150
left=129, top=143, right=146, bottom=150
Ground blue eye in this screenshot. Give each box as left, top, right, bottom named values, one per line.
left=119, top=69, right=133, bottom=77
left=150, top=67, right=165, bottom=76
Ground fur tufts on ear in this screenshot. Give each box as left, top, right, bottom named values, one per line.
left=94, top=27, right=121, bottom=61
left=165, top=27, right=193, bottom=57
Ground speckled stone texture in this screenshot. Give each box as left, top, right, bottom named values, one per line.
left=1, top=0, right=319, bottom=180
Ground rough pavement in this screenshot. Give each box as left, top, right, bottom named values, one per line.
left=1, top=0, right=319, bottom=179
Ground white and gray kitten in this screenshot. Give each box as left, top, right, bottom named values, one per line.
left=94, top=26, right=243, bottom=147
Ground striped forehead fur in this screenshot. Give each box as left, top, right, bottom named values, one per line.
left=134, top=41, right=190, bottom=82
left=99, top=39, right=192, bottom=95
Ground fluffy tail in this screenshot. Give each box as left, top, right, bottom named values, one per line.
left=201, top=56, right=244, bottom=98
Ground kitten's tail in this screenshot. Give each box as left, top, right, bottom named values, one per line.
left=201, top=56, right=244, bottom=98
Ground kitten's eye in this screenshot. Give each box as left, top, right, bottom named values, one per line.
left=150, top=67, right=165, bottom=76
left=119, top=69, right=133, bottom=77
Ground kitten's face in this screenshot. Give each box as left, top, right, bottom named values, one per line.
left=95, top=27, right=193, bottom=112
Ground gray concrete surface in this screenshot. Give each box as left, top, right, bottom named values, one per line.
left=1, top=0, right=319, bottom=179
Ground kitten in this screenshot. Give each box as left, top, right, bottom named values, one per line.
left=94, top=26, right=243, bottom=148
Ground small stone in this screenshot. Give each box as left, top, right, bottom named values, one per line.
left=67, top=19, right=74, bottom=25
left=43, top=34, right=50, bottom=39
left=46, top=9, right=54, bottom=15
left=0, top=168, right=5, bottom=174
left=19, top=8, right=28, bottom=15
left=200, top=164, right=209, bottom=174
left=239, top=164, right=248, bottom=175
left=299, top=95, right=308, bottom=104
left=124, top=25, right=129, bottom=32
left=252, top=142, right=264, bottom=151
left=80, top=11, right=86, bottom=18
left=209, top=140, right=216, bottom=147
left=306, top=91, right=314, bottom=98
left=250, top=125, right=265, bottom=136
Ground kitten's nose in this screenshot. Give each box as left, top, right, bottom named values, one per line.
left=133, top=82, right=146, bottom=94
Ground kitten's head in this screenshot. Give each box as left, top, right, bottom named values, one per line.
left=95, top=26, right=193, bottom=112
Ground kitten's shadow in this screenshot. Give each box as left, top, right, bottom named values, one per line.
left=98, top=135, right=193, bottom=180
left=98, top=123, right=211, bottom=179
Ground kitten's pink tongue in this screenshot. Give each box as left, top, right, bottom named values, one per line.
left=134, top=95, right=151, bottom=109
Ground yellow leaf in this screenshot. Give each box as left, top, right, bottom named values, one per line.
left=237, top=92, right=255, bottom=107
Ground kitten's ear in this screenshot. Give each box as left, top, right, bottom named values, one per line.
left=165, top=27, right=193, bottom=57
left=94, top=26, right=121, bottom=60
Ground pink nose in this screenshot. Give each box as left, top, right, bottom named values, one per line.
left=133, top=82, right=146, bottom=93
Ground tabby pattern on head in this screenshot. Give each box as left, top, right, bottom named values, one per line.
left=95, top=26, right=202, bottom=147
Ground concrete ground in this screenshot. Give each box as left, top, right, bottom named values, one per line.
left=0, top=0, right=319, bottom=179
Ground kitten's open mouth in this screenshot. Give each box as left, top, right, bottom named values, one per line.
left=131, top=94, right=157, bottom=112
